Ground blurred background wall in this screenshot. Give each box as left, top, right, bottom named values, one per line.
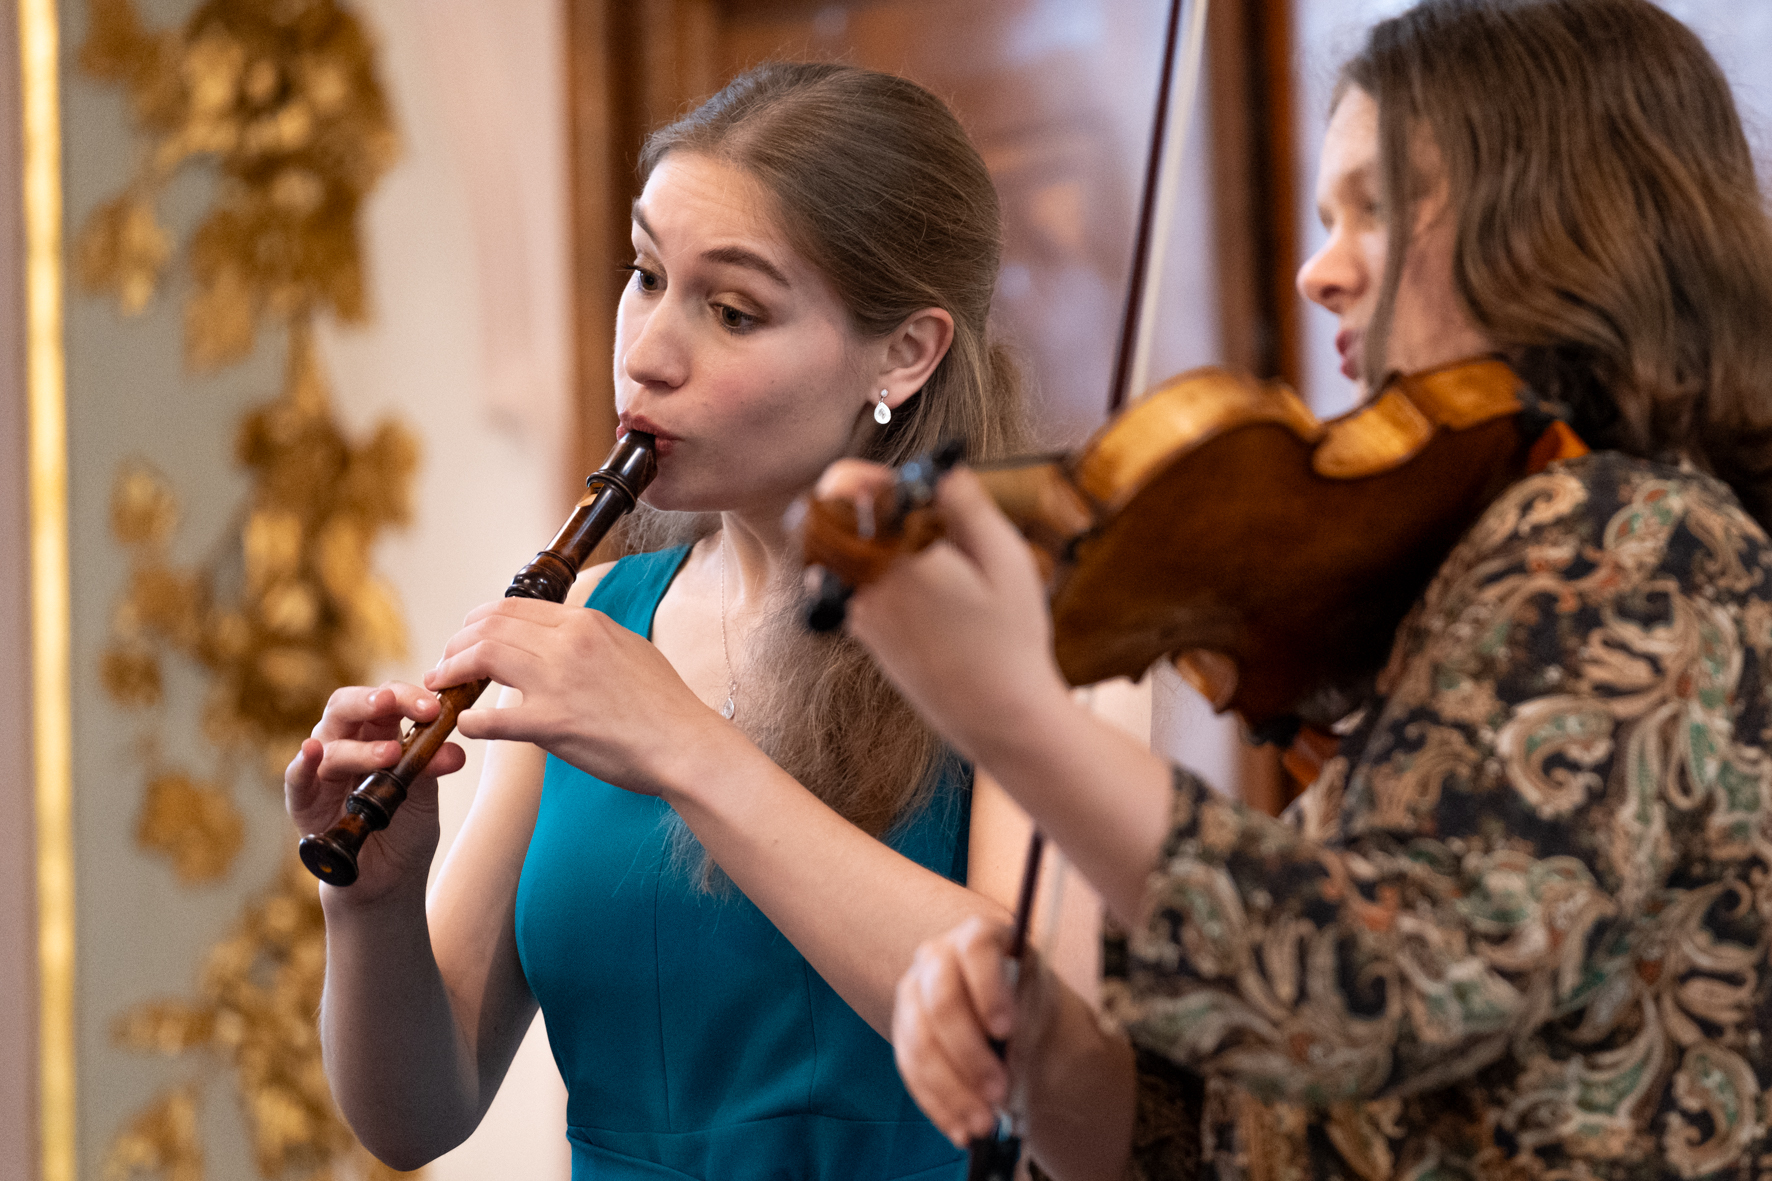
left=5, top=2, right=1771, bottom=1179
left=319, top=2, right=576, bottom=1177
left=15, top=0, right=579, bottom=1177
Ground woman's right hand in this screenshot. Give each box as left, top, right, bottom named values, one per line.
left=892, top=915, right=1026, bottom=1147
left=284, top=682, right=467, bottom=902
left=897, top=916, right=1139, bottom=1179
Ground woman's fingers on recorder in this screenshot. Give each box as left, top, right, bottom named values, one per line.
left=313, top=681, right=437, bottom=742
left=426, top=609, right=555, bottom=694
left=893, top=919, right=1015, bottom=1144
left=289, top=682, right=458, bottom=812
left=283, top=738, right=327, bottom=814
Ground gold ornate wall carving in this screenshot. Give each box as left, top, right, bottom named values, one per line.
left=76, top=1, right=417, bottom=1177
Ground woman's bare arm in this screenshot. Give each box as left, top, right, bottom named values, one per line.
left=664, top=737, right=1015, bottom=1035
left=292, top=568, right=616, bottom=1167
left=428, top=589, right=1025, bottom=1039
left=299, top=693, right=542, bottom=1168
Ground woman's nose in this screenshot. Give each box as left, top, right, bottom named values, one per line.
left=1297, top=229, right=1365, bottom=315
left=620, top=301, right=689, bottom=390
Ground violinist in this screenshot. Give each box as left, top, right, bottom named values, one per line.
left=824, top=2, right=1772, bottom=1178
left=283, top=64, right=1042, bottom=1178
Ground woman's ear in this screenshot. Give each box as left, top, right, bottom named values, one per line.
left=875, top=308, right=955, bottom=411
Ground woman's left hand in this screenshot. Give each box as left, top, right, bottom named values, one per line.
left=816, top=460, right=1072, bottom=768
left=425, top=598, right=740, bottom=797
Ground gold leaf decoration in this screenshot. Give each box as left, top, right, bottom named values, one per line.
left=79, top=195, right=173, bottom=315
left=114, top=1003, right=218, bottom=1057
left=110, top=862, right=423, bottom=1180
left=82, top=0, right=418, bottom=1176
left=103, top=644, right=165, bottom=709
left=103, top=349, right=416, bottom=764
left=137, top=772, right=246, bottom=885
left=77, top=0, right=397, bottom=367
left=104, top=1087, right=204, bottom=1181
left=111, top=461, right=181, bottom=549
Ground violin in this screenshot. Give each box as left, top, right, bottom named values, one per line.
left=796, top=354, right=1580, bottom=1178
left=798, top=356, right=1563, bottom=741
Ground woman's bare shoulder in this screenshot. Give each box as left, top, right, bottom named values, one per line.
left=571, top=553, right=652, bottom=607
left=575, top=560, right=618, bottom=603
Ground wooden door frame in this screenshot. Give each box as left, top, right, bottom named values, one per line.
left=563, top=0, right=720, bottom=497
left=1207, top=0, right=1301, bottom=392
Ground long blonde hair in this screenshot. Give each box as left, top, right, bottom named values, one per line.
left=618, top=63, right=1028, bottom=885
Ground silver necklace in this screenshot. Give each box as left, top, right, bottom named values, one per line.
left=717, top=533, right=739, bottom=720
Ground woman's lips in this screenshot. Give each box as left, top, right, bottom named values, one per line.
left=618, top=415, right=677, bottom=456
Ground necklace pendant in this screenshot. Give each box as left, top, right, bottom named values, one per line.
left=721, top=694, right=736, bottom=720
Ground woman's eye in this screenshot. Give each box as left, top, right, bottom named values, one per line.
left=621, top=263, right=661, bottom=292
left=715, top=303, right=758, bottom=332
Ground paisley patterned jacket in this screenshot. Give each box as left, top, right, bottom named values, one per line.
left=1106, top=452, right=1772, bottom=1181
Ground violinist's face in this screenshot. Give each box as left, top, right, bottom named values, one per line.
left=1296, top=87, right=1492, bottom=395
left=615, top=153, right=887, bottom=516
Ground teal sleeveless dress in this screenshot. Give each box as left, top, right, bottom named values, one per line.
left=515, top=546, right=970, bottom=1180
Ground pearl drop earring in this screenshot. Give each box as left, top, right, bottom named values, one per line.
left=874, top=389, right=892, bottom=425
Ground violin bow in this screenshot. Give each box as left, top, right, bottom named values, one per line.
left=967, top=0, right=1211, bottom=1175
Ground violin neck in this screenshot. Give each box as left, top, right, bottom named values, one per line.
left=974, top=460, right=1096, bottom=564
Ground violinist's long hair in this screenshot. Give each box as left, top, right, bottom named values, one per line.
left=619, top=63, right=1028, bottom=885
left=1346, top=0, right=1772, bottom=528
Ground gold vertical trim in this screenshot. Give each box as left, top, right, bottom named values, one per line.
left=21, top=1, right=72, bottom=1179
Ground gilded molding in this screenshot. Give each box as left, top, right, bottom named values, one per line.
left=20, top=1, right=74, bottom=1179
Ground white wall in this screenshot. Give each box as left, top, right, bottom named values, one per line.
left=317, top=2, right=574, bottom=1177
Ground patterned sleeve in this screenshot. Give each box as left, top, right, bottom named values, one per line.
left=1102, top=456, right=1772, bottom=1112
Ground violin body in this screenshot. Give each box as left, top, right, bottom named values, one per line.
left=800, top=359, right=1533, bottom=732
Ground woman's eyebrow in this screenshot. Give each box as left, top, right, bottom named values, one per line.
left=1342, top=161, right=1377, bottom=194
left=631, top=203, right=658, bottom=244
left=700, top=245, right=790, bottom=287
left=629, top=202, right=790, bottom=287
